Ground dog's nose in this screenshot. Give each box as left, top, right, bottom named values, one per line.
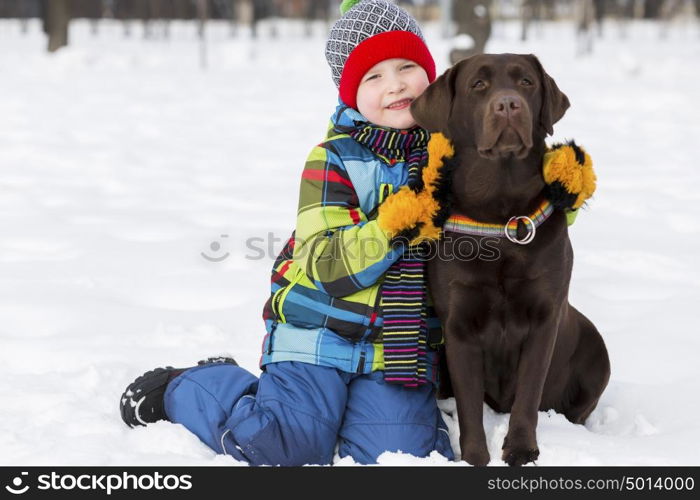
left=493, top=96, right=522, bottom=117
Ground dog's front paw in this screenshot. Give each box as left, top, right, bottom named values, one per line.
left=501, top=434, right=540, bottom=467
left=460, top=442, right=491, bottom=467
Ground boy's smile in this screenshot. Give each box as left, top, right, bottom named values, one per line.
left=356, top=58, right=430, bottom=130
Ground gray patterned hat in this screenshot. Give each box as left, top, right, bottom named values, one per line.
left=325, top=0, right=436, bottom=109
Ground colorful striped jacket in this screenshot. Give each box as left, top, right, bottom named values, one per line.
left=260, top=102, right=442, bottom=381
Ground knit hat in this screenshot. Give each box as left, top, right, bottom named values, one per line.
left=325, top=0, right=436, bottom=110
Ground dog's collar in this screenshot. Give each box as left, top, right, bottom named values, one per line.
left=443, top=198, right=554, bottom=245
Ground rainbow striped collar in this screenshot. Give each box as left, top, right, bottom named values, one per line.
left=443, top=198, right=554, bottom=245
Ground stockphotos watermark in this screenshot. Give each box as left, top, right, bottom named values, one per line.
left=4, top=471, right=192, bottom=496
left=200, top=232, right=503, bottom=264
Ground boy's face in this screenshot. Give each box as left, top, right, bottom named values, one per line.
left=356, top=58, right=430, bottom=130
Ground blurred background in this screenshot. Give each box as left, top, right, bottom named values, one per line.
left=1, top=1, right=699, bottom=465
left=1, top=0, right=699, bottom=55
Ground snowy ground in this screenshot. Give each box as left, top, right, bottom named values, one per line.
left=1, top=16, right=699, bottom=466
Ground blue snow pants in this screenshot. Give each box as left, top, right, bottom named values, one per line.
left=163, top=361, right=454, bottom=465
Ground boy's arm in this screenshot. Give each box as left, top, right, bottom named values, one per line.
left=293, top=144, right=402, bottom=298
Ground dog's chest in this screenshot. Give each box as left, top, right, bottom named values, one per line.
left=480, top=266, right=551, bottom=339
left=428, top=243, right=564, bottom=340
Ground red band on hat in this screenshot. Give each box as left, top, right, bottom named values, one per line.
left=339, top=31, right=436, bottom=110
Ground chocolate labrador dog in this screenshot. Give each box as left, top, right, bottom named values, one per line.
left=411, top=54, right=610, bottom=466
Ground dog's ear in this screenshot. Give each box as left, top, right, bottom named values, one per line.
left=525, top=54, right=570, bottom=136
left=411, top=63, right=460, bottom=135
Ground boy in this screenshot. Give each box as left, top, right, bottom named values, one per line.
left=120, top=0, right=455, bottom=466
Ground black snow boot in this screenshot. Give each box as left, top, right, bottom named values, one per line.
left=119, top=356, right=238, bottom=428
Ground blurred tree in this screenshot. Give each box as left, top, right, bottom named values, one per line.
left=644, top=0, right=664, bottom=18
left=304, top=0, right=330, bottom=37
left=593, top=0, right=605, bottom=36
left=660, top=0, right=693, bottom=38
left=41, top=0, right=71, bottom=52
left=197, top=0, right=209, bottom=37
left=140, top=0, right=159, bottom=39
left=250, top=0, right=275, bottom=38
left=521, top=0, right=556, bottom=41
left=197, top=0, right=209, bottom=69
left=72, top=0, right=102, bottom=35
left=114, top=0, right=135, bottom=36
left=5, top=0, right=42, bottom=34
left=212, top=0, right=237, bottom=36
left=575, top=0, right=595, bottom=56
left=450, top=0, right=492, bottom=64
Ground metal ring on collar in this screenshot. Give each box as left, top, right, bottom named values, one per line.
left=505, top=215, right=536, bottom=244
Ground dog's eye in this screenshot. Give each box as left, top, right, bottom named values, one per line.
left=471, top=80, right=486, bottom=90
left=520, top=78, right=533, bottom=86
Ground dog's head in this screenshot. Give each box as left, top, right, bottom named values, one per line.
left=411, top=54, right=569, bottom=160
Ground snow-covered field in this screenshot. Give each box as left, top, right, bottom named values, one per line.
left=1, top=16, right=699, bottom=466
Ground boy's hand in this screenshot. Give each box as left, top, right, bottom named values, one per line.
left=376, top=133, right=455, bottom=246
left=377, top=187, right=441, bottom=246
left=543, top=141, right=596, bottom=212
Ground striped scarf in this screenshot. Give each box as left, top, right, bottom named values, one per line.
left=350, top=123, right=431, bottom=388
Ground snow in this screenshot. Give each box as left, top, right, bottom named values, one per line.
left=1, top=17, right=699, bottom=466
